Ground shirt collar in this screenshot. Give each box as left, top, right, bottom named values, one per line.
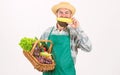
left=53, top=25, right=69, bottom=32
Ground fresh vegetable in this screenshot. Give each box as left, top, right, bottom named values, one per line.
left=41, top=42, right=48, bottom=50
left=36, top=56, right=52, bottom=64
left=19, top=37, right=36, bottom=52
left=40, top=52, right=51, bottom=57
left=33, top=46, right=53, bottom=64
left=33, top=43, right=42, bottom=57
left=19, top=37, right=53, bottom=64
left=43, top=47, right=47, bottom=51
left=57, top=18, right=72, bottom=23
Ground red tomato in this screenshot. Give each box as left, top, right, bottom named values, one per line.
left=43, top=47, right=47, bottom=51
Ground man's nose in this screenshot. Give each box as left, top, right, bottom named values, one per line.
left=61, top=13, right=67, bottom=17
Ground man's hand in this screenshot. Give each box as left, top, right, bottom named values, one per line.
left=69, top=18, right=80, bottom=29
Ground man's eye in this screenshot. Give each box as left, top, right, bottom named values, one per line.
left=65, top=12, right=70, bottom=14
left=58, top=11, right=63, bottom=14
left=65, top=12, right=68, bottom=14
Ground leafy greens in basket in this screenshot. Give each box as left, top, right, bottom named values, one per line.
left=19, top=37, right=37, bottom=52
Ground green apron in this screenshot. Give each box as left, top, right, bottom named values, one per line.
left=43, top=27, right=76, bottom=75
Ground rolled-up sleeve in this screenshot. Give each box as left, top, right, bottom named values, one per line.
left=76, top=28, right=92, bottom=52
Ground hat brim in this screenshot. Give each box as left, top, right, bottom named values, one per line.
left=52, top=2, right=76, bottom=16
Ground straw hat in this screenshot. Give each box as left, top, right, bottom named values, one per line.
left=51, top=2, right=76, bottom=16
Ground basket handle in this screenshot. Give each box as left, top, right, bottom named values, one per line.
left=30, top=40, right=53, bottom=55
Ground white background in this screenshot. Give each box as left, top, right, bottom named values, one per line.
left=0, top=0, right=120, bottom=75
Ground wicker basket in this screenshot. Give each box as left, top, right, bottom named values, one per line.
left=23, top=40, right=55, bottom=72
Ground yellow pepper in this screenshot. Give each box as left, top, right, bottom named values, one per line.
left=40, top=52, right=51, bottom=57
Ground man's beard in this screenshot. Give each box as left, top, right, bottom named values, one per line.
left=57, top=21, right=68, bottom=27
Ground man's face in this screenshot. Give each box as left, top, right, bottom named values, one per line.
left=56, top=8, right=72, bottom=18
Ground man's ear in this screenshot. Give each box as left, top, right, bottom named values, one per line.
left=55, top=12, right=58, bottom=17
left=55, top=9, right=59, bottom=17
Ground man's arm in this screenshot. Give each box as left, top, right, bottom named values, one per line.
left=68, top=18, right=92, bottom=52
left=40, top=27, right=53, bottom=40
